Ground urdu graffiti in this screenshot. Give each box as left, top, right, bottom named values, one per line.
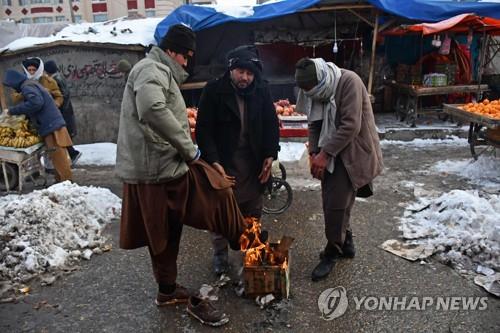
left=60, top=61, right=125, bottom=80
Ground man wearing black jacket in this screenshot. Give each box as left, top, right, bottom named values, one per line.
left=196, top=45, right=280, bottom=275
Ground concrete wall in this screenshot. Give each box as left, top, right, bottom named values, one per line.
left=0, top=43, right=145, bottom=144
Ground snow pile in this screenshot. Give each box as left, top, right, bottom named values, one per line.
left=76, top=142, right=117, bottom=166
left=433, top=155, right=500, bottom=189
left=278, top=142, right=306, bottom=162
left=1, top=17, right=162, bottom=52
left=381, top=136, right=468, bottom=147
left=400, top=190, right=500, bottom=272
left=207, top=3, right=255, bottom=17
left=0, top=182, right=121, bottom=283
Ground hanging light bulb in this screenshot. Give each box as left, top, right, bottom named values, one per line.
left=333, top=10, right=338, bottom=54
left=333, top=42, right=339, bottom=53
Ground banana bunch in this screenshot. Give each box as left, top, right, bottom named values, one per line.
left=0, top=119, right=41, bottom=148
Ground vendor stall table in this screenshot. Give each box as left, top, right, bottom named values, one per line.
left=279, top=115, right=308, bottom=138
left=443, top=103, right=500, bottom=160
left=388, top=82, right=490, bottom=127
left=0, top=143, right=47, bottom=193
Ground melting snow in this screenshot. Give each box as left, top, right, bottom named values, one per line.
left=0, top=182, right=121, bottom=284
left=399, top=190, right=500, bottom=272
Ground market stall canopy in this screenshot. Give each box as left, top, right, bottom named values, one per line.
left=154, top=0, right=323, bottom=42
left=382, top=14, right=500, bottom=36
left=368, top=0, right=500, bottom=22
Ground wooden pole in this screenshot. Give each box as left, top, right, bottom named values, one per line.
left=68, top=0, right=76, bottom=23
left=367, top=11, right=379, bottom=95
left=0, top=68, right=7, bottom=110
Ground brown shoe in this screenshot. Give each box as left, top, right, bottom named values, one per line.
left=155, top=284, right=191, bottom=306
left=187, top=296, right=229, bottom=327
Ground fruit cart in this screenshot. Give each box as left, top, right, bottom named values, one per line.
left=443, top=103, right=500, bottom=159
left=0, top=142, right=47, bottom=192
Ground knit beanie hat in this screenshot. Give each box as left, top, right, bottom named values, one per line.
left=117, top=59, right=132, bottom=73
left=295, top=57, right=318, bottom=89
left=159, top=24, right=196, bottom=55
left=44, top=60, right=58, bottom=74
left=227, top=45, right=262, bottom=75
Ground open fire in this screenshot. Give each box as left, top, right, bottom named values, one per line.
left=240, top=217, right=293, bottom=298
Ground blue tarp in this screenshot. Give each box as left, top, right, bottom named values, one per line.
left=367, top=0, right=500, bottom=22
left=155, top=0, right=500, bottom=43
left=154, top=0, right=320, bottom=42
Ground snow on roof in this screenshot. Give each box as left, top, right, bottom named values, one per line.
left=0, top=17, right=162, bottom=53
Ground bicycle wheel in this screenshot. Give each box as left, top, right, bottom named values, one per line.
left=278, top=162, right=287, bottom=180
left=0, top=163, right=19, bottom=191
left=262, top=177, right=293, bottom=215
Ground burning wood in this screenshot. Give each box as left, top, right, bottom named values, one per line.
left=240, top=218, right=293, bottom=298
left=240, top=217, right=291, bottom=268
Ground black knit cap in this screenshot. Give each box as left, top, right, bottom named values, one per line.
left=227, top=45, right=262, bottom=75
left=45, top=60, right=58, bottom=74
left=159, top=24, right=196, bottom=55
left=295, top=57, right=318, bottom=89
left=22, top=57, right=40, bottom=70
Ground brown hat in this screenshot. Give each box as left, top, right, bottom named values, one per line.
left=295, top=57, right=317, bottom=89
left=159, top=24, right=196, bottom=55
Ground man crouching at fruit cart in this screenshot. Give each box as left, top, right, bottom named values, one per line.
left=2, top=69, right=72, bottom=182
left=195, top=45, right=280, bottom=275
left=115, top=24, right=248, bottom=327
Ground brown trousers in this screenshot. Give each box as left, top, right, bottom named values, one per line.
left=44, top=127, right=72, bottom=182
left=321, top=158, right=356, bottom=254
left=120, top=160, right=246, bottom=284
left=211, top=195, right=263, bottom=256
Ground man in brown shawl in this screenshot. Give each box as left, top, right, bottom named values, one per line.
left=294, top=57, right=383, bottom=282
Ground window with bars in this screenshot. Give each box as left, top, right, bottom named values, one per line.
left=33, top=16, right=54, bottom=23
left=93, top=13, right=108, bottom=22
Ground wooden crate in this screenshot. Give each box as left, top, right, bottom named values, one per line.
left=243, top=245, right=290, bottom=299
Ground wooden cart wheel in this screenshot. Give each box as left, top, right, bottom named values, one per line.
left=0, top=162, right=19, bottom=191
left=469, top=123, right=491, bottom=160
left=407, top=97, right=417, bottom=127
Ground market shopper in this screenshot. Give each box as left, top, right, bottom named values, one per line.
left=196, top=45, right=280, bottom=275
left=115, top=24, right=246, bottom=327
left=14, top=57, right=64, bottom=109
left=2, top=69, right=72, bottom=182
left=44, top=60, right=82, bottom=165
left=294, top=57, right=383, bottom=281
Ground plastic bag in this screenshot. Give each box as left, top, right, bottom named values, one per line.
left=0, top=114, right=28, bottom=130
left=438, top=35, right=451, bottom=55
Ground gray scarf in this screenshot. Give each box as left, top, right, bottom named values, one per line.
left=296, top=58, right=342, bottom=172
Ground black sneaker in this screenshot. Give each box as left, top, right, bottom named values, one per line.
left=213, top=253, right=229, bottom=276
left=70, top=151, right=82, bottom=166
left=187, top=296, right=229, bottom=327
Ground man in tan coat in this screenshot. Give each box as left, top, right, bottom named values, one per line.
left=294, top=57, right=383, bottom=281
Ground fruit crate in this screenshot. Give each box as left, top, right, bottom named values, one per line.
left=243, top=243, right=291, bottom=299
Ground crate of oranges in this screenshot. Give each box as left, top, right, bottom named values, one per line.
left=459, top=99, right=500, bottom=120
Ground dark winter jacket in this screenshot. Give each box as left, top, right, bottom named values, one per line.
left=51, top=72, right=77, bottom=136
left=195, top=72, right=280, bottom=168
left=3, top=69, right=66, bottom=137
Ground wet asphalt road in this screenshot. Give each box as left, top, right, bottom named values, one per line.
left=0, top=141, right=499, bottom=333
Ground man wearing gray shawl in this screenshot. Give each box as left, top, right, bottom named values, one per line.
left=295, top=57, right=383, bottom=281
